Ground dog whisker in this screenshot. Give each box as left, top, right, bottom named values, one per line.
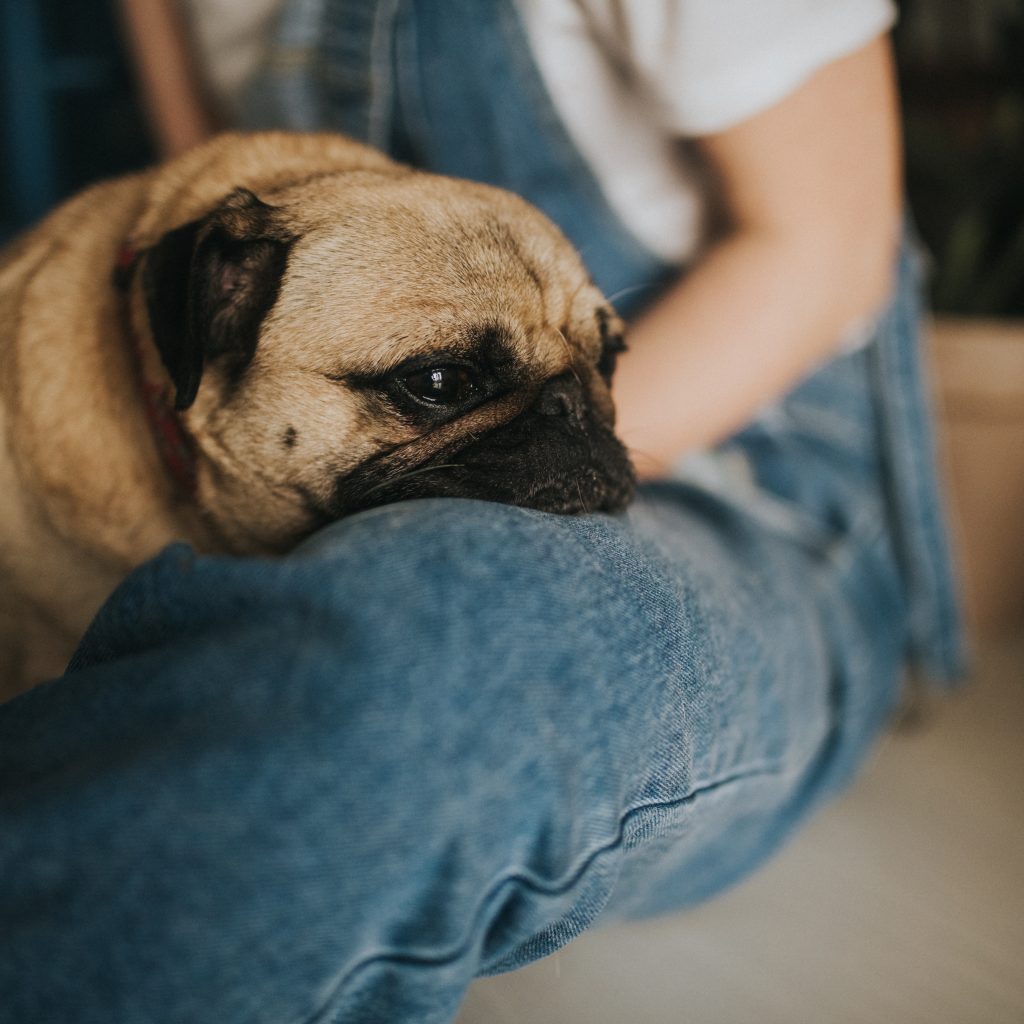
left=576, top=477, right=591, bottom=515
left=605, top=283, right=650, bottom=306
left=360, top=462, right=466, bottom=499
left=553, top=326, right=583, bottom=386
left=624, top=445, right=660, bottom=461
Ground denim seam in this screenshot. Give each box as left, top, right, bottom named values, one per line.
left=296, top=762, right=783, bottom=1024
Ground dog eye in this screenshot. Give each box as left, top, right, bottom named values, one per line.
left=401, top=365, right=479, bottom=405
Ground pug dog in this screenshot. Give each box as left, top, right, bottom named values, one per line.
left=0, top=131, right=634, bottom=699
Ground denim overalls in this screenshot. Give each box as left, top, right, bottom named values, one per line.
left=0, top=4, right=966, bottom=1023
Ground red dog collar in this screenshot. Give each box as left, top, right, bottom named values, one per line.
left=114, top=244, right=198, bottom=496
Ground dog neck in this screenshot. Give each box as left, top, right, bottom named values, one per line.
left=114, top=244, right=198, bottom=497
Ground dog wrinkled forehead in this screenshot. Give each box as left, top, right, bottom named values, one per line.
left=262, top=170, right=600, bottom=374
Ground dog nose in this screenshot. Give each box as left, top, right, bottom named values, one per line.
left=534, top=372, right=585, bottom=420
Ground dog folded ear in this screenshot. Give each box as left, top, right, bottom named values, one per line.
left=142, top=188, right=294, bottom=410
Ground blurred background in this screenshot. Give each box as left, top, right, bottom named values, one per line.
left=2, top=0, right=1022, bottom=318
left=1, top=2, right=1021, bottom=1020
left=3, top=1, right=1023, bottom=315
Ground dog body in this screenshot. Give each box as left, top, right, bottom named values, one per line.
left=0, top=132, right=633, bottom=698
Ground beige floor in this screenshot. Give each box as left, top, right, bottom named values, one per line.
left=457, top=631, right=1024, bottom=1024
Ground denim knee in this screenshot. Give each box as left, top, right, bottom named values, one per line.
left=0, top=496, right=904, bottom=1023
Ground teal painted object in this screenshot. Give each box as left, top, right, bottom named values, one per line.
left=0, top=0, right=153, bottom=240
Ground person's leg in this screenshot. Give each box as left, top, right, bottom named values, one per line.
left=0, top=492, right=904, bottom=1024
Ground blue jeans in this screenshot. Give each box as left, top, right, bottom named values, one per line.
left=1, top=469, right=906, bottom=1023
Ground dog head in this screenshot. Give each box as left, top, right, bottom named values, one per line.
left=137, top=164, right=634, bottom=551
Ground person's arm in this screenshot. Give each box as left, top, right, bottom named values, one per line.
left=117, top=0, right=218, bottom=157
left=612, top=35, right=903, bottom=477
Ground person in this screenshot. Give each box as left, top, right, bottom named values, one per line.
left=0, top=2, right=964, bottom=1022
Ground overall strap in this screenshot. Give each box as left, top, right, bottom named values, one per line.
left=867, top=238, right=967, bottom=683
left=253, top=0, right=679, bottom=319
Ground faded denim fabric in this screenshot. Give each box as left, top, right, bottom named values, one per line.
left=0, top=2, right=965, bottom=1022
left=2, top=485, right=904, bottom=1023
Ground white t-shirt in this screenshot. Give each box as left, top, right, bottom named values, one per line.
left=513, top=0, right=896, bottom=262
left=188, top=0, right=896, bottom=264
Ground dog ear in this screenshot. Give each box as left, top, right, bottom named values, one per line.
left=142, top=188, right=294, bottom=410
